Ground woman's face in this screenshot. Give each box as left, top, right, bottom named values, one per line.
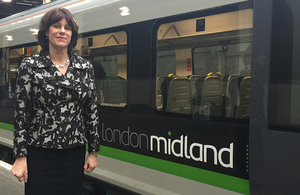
left=45, top=18, right=72, bottom=50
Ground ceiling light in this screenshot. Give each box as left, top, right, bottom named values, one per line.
left=119, top=6, right=130, bottom=16
left=6, top=35, right=13, bottom=41
left=30, top=28, right=39, bottom=35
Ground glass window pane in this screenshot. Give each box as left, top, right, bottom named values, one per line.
left=156, top=9, right=253, bottom=120
left=77, top=31, right=127, bottom=107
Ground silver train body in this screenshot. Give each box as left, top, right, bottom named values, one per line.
left=1, top=0, right=300, bottom=194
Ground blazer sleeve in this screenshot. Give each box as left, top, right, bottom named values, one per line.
left=14, top=59, right=32, bottom=157
left=84, top=62, right=100, bottom=153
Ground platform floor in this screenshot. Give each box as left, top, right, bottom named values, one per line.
left=0, top=161, right=24, bottom=195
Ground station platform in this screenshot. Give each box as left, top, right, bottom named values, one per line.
left=0, top=160, right=24, bottom=195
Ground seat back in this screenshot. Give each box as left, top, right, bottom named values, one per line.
left=103, top=76, right=126, bottom=104
left=236, top=76, right=251, bottom=118
left=199, top=76, right=223, bottom=117
left=156, top=76, right=167, bottom=110
left=94, top=79, right=105, bottom=104
left=189, top=75, right=200, bottom=100
left=224, top=75, right=240, bottom=117
left=160, top=76, right=174, bottom=112
left=166, top=77, right=192, bottom=114
left=222, top=75, right=230, bottom=96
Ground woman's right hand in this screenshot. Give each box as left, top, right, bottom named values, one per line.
left=11, top=157, right=28, bottom=182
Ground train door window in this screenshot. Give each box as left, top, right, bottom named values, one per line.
left=268, top=0, right=300, bottom=132
left=156, top=8, right=253, bottom=120
left=77, top=31, right=127, bottom=107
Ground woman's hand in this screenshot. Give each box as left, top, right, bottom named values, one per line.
left=84, top=154, right=98, bottom=173
left=11, top=157, right=28, bottom=182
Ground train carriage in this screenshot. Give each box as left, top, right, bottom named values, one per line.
left=0, top=0, right=300, bottom=194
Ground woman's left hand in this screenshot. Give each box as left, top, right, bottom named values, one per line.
left=84, top=154, right=98, bottom=173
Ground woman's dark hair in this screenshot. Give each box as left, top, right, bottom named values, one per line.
left=38, top=8, right=78, bottom=52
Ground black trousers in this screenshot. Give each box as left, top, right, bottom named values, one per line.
left=25, top=145, right=86, bottom=195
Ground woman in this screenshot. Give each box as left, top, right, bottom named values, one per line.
left=11, top=8, right=100, bottom=195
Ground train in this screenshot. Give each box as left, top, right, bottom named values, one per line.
left=0, top=0, right=300, bottom=194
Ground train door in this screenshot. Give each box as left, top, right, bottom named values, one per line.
left=250, top=0, right=300, bottom=193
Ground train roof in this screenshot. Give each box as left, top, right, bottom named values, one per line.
left=0, top=0, right=247, bottom=48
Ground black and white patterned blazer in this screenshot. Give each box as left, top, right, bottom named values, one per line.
left=14, top=49, right=100, bottom=157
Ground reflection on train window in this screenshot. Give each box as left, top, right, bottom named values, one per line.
left=156, top=9, right=253, bottom=120
left=77, top=31, right=127, bottom=107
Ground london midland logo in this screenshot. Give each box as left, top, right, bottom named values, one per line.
left=101, top=123, right=233, bottom=168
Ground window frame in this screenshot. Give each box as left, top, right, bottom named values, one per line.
left=152, top=1, right=253, bottom=122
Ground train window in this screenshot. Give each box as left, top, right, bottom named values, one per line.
left=0, top=46, right=40, bottom=124
left=268, top=0, right=300, bottom=131
left=156, top=9, right=253, bottom=120
left=8, top=46, right=40, bottom=99
left=77, top=31, right=127, bottom=107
